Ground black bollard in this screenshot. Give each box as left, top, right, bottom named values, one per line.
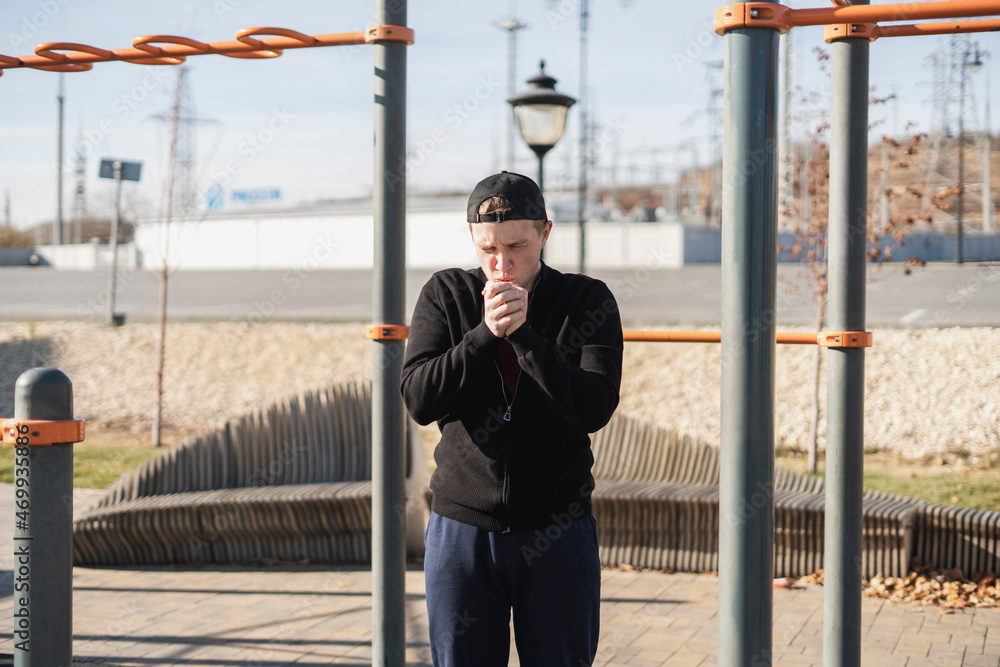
left=8, top=368, right=80, bottom=667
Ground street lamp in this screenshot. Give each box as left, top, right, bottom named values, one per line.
left=508, top=60, right=576, bottom=197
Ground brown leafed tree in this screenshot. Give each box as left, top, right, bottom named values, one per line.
left=779, top=72, right=931, bottom=473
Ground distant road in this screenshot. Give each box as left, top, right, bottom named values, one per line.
left=1, top=262, right=997, bottom=328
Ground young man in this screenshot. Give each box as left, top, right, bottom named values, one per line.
left=401, top=171, right=623, bottom=666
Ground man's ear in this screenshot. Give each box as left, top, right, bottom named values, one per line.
left=540, top=220, right=553, bottom=246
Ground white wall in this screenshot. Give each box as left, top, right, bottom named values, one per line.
left=34, top=241, right=139, bottom=270
left=132, top=208, right=686, bottom=272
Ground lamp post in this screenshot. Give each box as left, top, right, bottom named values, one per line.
left=508, top=60, right=576, bottom=201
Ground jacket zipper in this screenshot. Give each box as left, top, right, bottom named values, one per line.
left=503, top=430, right=511, bottom=532
left=494, top=360, right=519, bottom=532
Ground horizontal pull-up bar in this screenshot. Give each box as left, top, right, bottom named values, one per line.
left=0, top=25, right=415, bottom=76
left=623, top=330, right=872, bottom=347
left=715, top=1, right=1000, bottom=39
left=861, top=17, right=1000, bottom=37
left=365, top=325, right=873, bottom=347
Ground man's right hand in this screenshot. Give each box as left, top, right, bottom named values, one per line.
left=483, top=280, right=528, bottom=338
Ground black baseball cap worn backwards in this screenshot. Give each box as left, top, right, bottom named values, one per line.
left=467, top=170, right=548, bottom=223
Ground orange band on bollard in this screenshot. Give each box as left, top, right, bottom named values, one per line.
left=366, top=325, right=410, bottom=340
left=3, top=419, right=85, bottom=446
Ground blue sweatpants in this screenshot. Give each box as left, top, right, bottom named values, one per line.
left=424, top=511, right=601, bottom=667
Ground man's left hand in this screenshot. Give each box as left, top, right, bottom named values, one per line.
left=483, top=280, right=528, bottom=337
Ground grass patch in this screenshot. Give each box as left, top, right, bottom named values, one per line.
left=862, top=466, right=1000, bottom=512
left=777, top=453, right=1000, bottom=513
left=0, top=429, right=172, bottom=489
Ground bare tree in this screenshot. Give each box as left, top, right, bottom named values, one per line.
left=779, top=64, right=931, bottom=473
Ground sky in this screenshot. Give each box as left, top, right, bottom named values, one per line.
left=0, top=0, right=997, bottom=230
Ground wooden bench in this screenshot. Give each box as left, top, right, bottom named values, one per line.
left=72, top=382, right=430, bottom=566
left=75, top=394, right=998, bottom=579
left=590, top=414, right=937, bottom=579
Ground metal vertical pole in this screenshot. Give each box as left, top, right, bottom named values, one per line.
left=956, top=45, right=966, bottom=264
left=719, top=16, right=778, bottom=667
left=13, top=368, right=75, bottom=667
left=56, top=74, right=65, bottom=246
left=984, top=127, right=994, bottom=233
left=984, top=81, right=994, bottom=233
left=778, top=32, right=791, bottom=230
left=107, top=162, right=123, bottom=327
left=537, top=153, right=545, bottom=202
left=537, top=152, right=547, bottom=263
left=578, top=0, right=589, bottom=274
left=825, top=15, right=869, bottom=667
left=372, top=0, right=407, bottom=664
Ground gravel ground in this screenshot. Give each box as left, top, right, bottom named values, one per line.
left=0, top=321, right=997, bottom=460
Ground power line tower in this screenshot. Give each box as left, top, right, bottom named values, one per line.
left=150, top=65, right=212, bottom=220
left=71, top=127, right=88, bottom=244
left=920, top=35, right=990, bottom=249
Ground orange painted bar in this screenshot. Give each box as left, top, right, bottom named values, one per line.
left=0, top=26, right=414, bottom=72
left=875, top=17, right=1000, bottom=37
left=360, top=328, right=841, bottom=345
left=623, top=331, right=723, bottom=343
left=787, top=0, right=1000, bottom=27
left=622, top=331, right=821, bottom=344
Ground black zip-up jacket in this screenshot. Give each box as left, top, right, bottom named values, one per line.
left=400, top=263, right=623, bottom=533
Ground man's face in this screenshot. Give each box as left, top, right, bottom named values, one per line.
left=470, top=219, right=552, bottom=289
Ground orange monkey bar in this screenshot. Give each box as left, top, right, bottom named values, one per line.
left=715, top=1, right=1000, bottom=40
left=366, top=325, right=873, bottom=348
left=623, top=330, right=872, bottom=347
left=0, top=25, right=415, bottom=76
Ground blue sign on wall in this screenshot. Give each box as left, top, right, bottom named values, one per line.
left=231, top=188, right=282, bottom=205
left=205, top=184, right=224, bottom=210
